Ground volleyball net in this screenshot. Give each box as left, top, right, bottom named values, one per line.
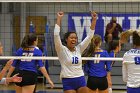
left=1, top=2, right=139, bottom=88
left=0, top=56, right=123, bottom=61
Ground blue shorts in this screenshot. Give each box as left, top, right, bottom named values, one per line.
left=127, top=87, right=140, bottom=93
left=62, top=76, right=86, bottom=91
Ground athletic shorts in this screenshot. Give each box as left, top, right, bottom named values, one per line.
left=62, top=76, right=86, bottom=91
left=87, top=76, right=108, bottom=90
left=127, top=87, right=140, bottom=93
left=15, top=70, right=37, bottom=87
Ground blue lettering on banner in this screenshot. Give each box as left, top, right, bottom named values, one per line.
left=68, top=13, right=140, bottom=42
left=134, top=57, right=140, bottom=64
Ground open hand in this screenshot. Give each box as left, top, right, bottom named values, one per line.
left=11, top=73, right=22, bottom=82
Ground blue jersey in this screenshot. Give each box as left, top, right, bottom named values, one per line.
left=84, top=50, right=112, bottom=77
left=12, top=47, right=44, bottom=73
left=108, top=51, right=115, bottom=58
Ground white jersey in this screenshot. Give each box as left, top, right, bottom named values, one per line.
left=122, top=49, right=140, bottom=88
left=54, top=24, right=94, bottom=78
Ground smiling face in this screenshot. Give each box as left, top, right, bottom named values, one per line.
left=66, top=33, right=77, bottom=50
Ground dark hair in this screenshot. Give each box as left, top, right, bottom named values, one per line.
left=82, top=34, right=102, bottom=57
left=63, top=31, right=77, bottom=45
left=21, top=33, right=37, bottom=48
left=108, top=40, right=119, bottom=53
left=133, top=31, right=140, bottom=46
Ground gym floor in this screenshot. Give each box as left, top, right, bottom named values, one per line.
left=0, top=83, right=126, bottom=93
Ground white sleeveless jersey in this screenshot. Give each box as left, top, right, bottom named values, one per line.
left=122, top=49, right=140, bottom=88
left=54, top=24, right=94, bottom=78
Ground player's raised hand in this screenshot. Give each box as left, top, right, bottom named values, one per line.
left=57, top=11, right=64, bottom=18
left=91, top=11, right=97, bottom=19
left=56, top=11, right=64, bottom=26
left=90, top=11, right=97, bottom=30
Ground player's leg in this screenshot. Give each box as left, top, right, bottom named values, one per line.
left=87, top=76, right=98, bottom=93
left=77, top=86, right=89, bottom=93
left=64, top=90, right=76, bottom=93
left=22, top=85, right=36, bottom=93
left=15, top=85, right=22, bottom=93
left=98, top=77, right=108, bottom=93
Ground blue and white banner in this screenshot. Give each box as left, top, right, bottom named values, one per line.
left=68, top=13, right=140, bottom=42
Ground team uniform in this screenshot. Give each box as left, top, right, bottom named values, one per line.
left=11, top=47, right=44, bottom=87
left=54, top=24, right=94, bottom=90
left=122, top=48, right=140, bottom=93
left=84, top=50, right=112, bottom=90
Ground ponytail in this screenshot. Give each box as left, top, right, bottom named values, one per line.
left=82, top=34, right=102, bottom=63
left=21, top=33, right=37, bottom=49
left=120, top=29, right=134, bottom=43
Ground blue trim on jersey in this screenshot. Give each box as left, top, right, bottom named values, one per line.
left=62, top=76, right=86, bottom=91
left=127, top=87, right=140, bottom=93
left=108, top=51, right=114, bottom=58
left=108, top=51, right=115, bottom=65
left=84, top=50, right=112, bottom=77
left=12, top=47, right=44, bottom=73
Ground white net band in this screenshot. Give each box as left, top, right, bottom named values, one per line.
left=0, top=56, right=123, bottom=61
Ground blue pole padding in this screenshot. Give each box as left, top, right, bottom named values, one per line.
left=29, top=21, right=35, bottom=33
left=45, top=24, right=49, bottom=33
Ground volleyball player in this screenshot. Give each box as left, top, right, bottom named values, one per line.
left=54, top=11, right=97, bottom=93
left=0, top=59, right=22, bottom=85
left=0, top=42, right=22, bottom=84
left=107, top=40, right=121, bottom=93
left=83, top=34, right=112, bottom=93
left=121, top=30, right=140, bottom=93
left=7, top=33, right=54, bottom=93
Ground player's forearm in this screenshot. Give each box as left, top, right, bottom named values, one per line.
left=6, top=66, right=15, bottom=78
left=90, top=17, right=97, bottom=30
left=40, top=67, right=51, bottom=81
left=0, top=64, right=11, bottom=80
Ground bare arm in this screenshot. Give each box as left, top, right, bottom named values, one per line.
left=54, top=12, right=64, bottom=52
left=6, top=66, right=15, bottom=78
left=79, top=11, right=97, bottom=53
left=107, top=23, right=116, bottom=34
left=40, top=67, right=54, bottom=88
left=56, top=12, right=64, bottom=27
left=107, top=72, right=112, bottom=88
left=0, top=60, right=13, bottom=80
left=90, top=11, right=97, bottom=30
